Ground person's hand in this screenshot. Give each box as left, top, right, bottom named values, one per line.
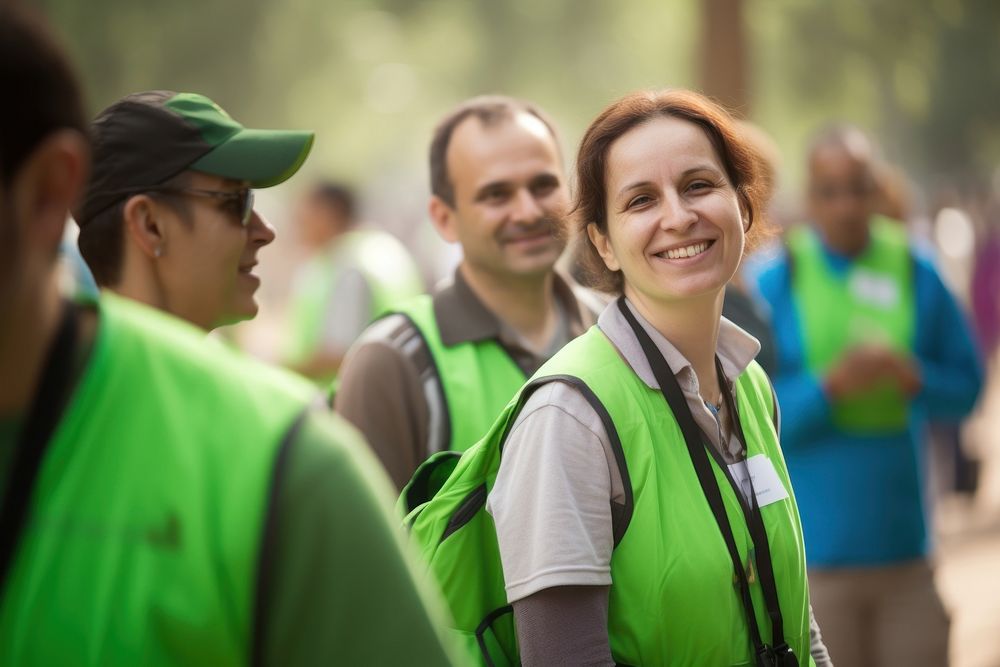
left=823, top=345, right=887, bottom=399
left=880, top=350, right=922, bottom=396
left=823, top=344, right=920, bottom=399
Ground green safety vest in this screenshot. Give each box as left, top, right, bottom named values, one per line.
left=787, top=217, right=915, bottom=433
left=0, top=293, right=318, bottom=666
left=285, top=229, right=424, bottom=377
left=396, top=295, right=527, bottom=455
left=406, top=326, right=813, bottom=666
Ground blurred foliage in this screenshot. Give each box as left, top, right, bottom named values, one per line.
left=40, top=0, right=1000, bottom=216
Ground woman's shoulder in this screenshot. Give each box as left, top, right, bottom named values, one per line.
left=514, top=379, right=606, bottom=437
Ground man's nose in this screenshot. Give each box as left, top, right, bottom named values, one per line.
left=510, top=188, right=544, bottom=224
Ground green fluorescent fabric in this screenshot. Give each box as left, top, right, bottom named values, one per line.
left=397, top=295, right=526, bottom=454
left=406, top=326, right=814, bottom=666
left=787, top=217, right=916, bottom=433
left=0, top=293, right=313, bottom=666
left=286, top=229, right=423, bottom=378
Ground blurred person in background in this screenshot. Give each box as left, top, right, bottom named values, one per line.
left=335, top=95, right=601, bottom=491
left=753, top=123, right=983, bottom=666
left=0, top=6, right=461, bottom=664
left=73, top=89, right=313, bottom=332
left=283, top=181, right=423, bottom=386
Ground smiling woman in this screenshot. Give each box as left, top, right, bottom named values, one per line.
left=475, top=89, right=832, bottom=665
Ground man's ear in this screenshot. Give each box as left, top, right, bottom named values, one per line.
left=122, top=193, right=167, bottom=259
left=13, top=129, right=89, bottom=252
left=586, top=222, right=620, bottom=272
left=428, top=195, right=460, bottom=244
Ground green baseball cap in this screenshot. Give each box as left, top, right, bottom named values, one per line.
left=75, top=90, right=314, bottom=225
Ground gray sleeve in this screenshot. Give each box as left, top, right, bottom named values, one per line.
left=809, top=604, right=834, bottom=667
left=512, top=586, right=614, bottom=667
left=335, top=336, right=429, bottom=490
left=319, top=269, right=373, bottom=352
left=486, top=383, right=615, bottom=603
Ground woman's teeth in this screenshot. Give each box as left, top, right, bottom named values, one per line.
left=661, top=241, right=710, bottom=260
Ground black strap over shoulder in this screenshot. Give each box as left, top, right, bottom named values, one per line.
left=617, top=297, right=796, bottom=667
left=0, top=300, right=80, bottom=601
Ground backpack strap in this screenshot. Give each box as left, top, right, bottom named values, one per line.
left=436, top=374, right=636, bottom=547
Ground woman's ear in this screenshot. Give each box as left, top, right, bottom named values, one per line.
left=122, top=195, right=166, bottom=259
left=586, top=222, right=620, bottom=272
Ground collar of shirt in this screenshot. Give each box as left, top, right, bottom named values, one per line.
left=597, top=297, right=761, bottom=396
left=432, top=267, right=594, bottom=349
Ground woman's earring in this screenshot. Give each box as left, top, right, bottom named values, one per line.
left=154, top=246, right=164, bottom=258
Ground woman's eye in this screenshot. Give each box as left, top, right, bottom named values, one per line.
left=688, top=181, right=712, bottom=192
left=626, top=195, right=653, bottom=209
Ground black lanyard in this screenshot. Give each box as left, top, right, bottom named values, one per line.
left=0, top=300, right=80, bottom=602
left=617, top=298, right=797, bottom=667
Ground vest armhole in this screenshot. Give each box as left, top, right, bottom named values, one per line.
left=250, top=406, right=310, bottom=667
left=384, top=312, right=452, bottom=456
left=503, top=375, right=635, bottom=549
left=764, top=372, right=780, bottom=436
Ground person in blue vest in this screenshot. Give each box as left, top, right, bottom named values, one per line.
left=752, top=124, right=983, bottom=666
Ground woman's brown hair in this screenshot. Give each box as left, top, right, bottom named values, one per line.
left=573, top=89, right=771, bottom=293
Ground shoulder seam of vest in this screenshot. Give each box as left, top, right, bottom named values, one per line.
left=390, top=312, right=451, bottom=456
left=504, top=374, right=634, bottom=548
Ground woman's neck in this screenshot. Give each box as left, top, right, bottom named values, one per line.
left=625, top=286, right=725, bottom=403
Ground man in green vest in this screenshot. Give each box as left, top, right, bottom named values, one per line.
left=284, top=181, right=423, bottom=384
left=0, top=6, right=459, bottom=665
left=334, top=96, right=602, bottom=490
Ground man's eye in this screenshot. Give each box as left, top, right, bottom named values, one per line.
left=532, top=180, right=559, bottom=197
left=482, top=190, right=509, bottom=203
left=224, top=198, right=243, bottom=217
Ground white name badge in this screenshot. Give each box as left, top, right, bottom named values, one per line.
left=848, top=268, right=901, bottom=309
left=727, top=454, right=789, bottom=508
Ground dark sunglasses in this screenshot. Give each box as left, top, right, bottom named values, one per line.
left=148, top=186, right=255, bottom=227
left=105, top=185, right=255, bottom=227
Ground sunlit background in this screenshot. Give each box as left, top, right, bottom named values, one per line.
left=46, top=0, right=1000, bottom=292
left=46, top=0, right=1000, bottom=304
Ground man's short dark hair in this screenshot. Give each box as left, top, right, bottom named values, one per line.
left=428, top=95, right=561, bottom=207
left=0, top=4, right=87, bottom=186
left=310, top=181, right=357, bottom=224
